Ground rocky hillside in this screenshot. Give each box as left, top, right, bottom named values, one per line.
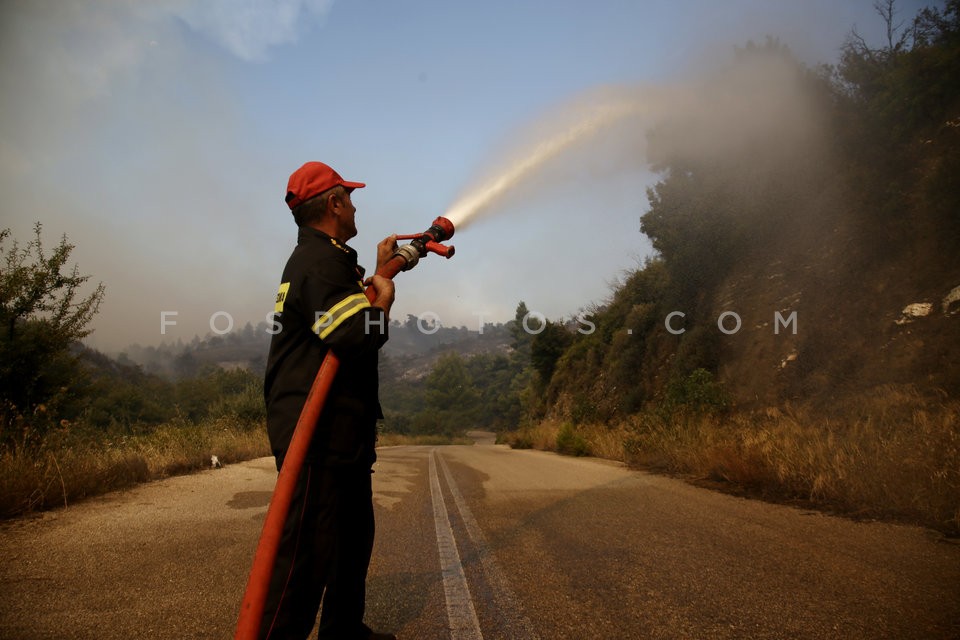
left=542, top=8, right=960, bottom=418
left=711, top=202, right=959, bottom=410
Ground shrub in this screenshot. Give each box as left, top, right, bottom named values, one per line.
left=663, top=368, right=729, bottom=415
left=556, top=422, right=590, bottom=457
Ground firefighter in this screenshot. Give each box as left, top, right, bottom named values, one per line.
left=261, top=161, right=398, bottom=640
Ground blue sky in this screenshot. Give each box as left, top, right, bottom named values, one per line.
left=0, top=0, right=936, bottom=350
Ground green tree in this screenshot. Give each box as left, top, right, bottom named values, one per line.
left=509, top=301, right=538, bottom=359
left=530, top=320, right=573, bottom=386
left=465, top=352, right=524, bottom=430
left=402, top=352, right=481, bottom=436
left=0, top=224, right=105, bottom=440
left=79, top=347, right=175, bottom=429
left=424, top=352, right=478, bottom=414
left=833, top=0, right=960, bottom=239
left=641, top=38, right=826, bottom=312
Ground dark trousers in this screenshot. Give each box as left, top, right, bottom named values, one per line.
left=259, top=463, right=375, bottom=640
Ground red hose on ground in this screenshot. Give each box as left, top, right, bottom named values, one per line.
left=234, top=254, right=407, bottom=640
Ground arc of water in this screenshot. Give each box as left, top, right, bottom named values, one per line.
left=443, top=99, right=644, bottom=230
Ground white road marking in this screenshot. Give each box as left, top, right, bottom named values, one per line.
left=437, top=452, right=540, bottom=639
left=429, top=448, right=484, bottom=640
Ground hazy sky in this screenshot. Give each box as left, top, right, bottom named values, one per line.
left=0, top=0, right=935, bottom=351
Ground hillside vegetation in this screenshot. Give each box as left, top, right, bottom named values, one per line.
left=503, top=2, right=960, bottom=533
left=2, top=2, right=957, bottom=533
left=0, top=226, right=269, bottom=517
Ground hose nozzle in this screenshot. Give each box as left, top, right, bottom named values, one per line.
left=394, top=216, right=456, bottom=269
left=426, top=216, right=455, bottom=243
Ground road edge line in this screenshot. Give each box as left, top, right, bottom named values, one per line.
left=428, top=448, right=484, bottom=640
left=437, top=451, right=541, bottom=640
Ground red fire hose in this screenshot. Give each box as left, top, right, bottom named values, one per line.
left=235, top=218, right=454, bottom=640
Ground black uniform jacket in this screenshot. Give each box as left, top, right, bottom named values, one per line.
left=264, top=226, right=388, bottom=469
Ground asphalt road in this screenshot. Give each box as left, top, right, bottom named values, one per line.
left=1, top=437, right=958, bottom=639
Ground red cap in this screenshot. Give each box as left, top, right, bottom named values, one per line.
left=285, top=161, right=365, bottom=209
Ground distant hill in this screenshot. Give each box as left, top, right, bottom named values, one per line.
left=119, top=317, right=514, bottom=381
left=120, top=322, right=272, bottom=380
left=380, top=316, right=514, bottom=380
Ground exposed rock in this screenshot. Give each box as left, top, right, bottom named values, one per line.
left=944, top=285, right=960, bottom=315
left=896, top=302, right=933, bottom=325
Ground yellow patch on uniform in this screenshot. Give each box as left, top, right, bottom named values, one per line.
left=275, top=282, right=290, bottom=313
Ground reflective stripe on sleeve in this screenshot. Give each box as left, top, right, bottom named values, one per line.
left=312, top=293, right=371, bottom=340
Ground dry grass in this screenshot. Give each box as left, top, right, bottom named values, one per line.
left=502, top=420, right=563, bottom=451
left=0, top=417, right=270, bottom=518
left=507, top=386, right=960, bottom=534
left=0, top=421, right=480, bottom=519
left=503, top=419, right=632, bottom=461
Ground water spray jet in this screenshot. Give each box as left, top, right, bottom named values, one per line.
left=443, top=97, right=644, bottom=231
